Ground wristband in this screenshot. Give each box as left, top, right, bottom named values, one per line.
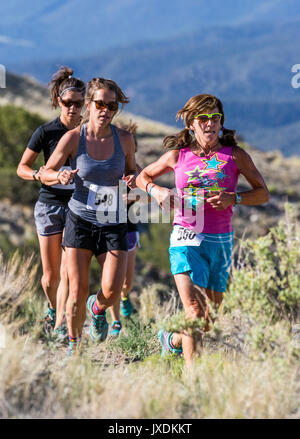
left=145, top=182, right=153, bottom=194
left=32, top=170, right=38, bottom=181
left=235, top=193, right=242, bottom=204
left=148, top=185, right=155, bottom=197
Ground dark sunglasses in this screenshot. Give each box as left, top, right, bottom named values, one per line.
left=60, top=98, right=84, bottom=108
left=92, top=100, right=119, bottom=111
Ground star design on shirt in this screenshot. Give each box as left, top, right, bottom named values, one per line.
left=200, top=153, right=227, bottom=171
left=207, top=181, right=226, bottom=193
left=185, top=165, right=205, bottom=183
left=215, top=169, right=227, bottom=181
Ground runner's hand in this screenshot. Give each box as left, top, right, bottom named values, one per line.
left=123, top=174, right=136, bottom=189
left=206, top=191, right=235, bottom=210
left=57, top=168, right=79, bottom=185
left=151, top=186, right=179, bottom=210
left=35, top=165, right=46, bottom=181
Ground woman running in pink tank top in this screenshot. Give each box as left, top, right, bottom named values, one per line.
left=136, top=94, right=269, bottom=366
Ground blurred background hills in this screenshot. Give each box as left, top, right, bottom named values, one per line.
left=1, top=0, right=300, bottom=156
left=0, top=72, right=300, bottom=279
left=1, top=0, right=300, bottom=281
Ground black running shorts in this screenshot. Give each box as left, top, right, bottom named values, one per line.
left=63, top=209, right=128, bottom=256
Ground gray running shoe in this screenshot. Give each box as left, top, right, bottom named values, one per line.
left=43, top=306, right=56, bottom=334
left=87, top=294, right=108, bottom=342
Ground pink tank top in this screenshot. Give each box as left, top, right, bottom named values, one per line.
left=173, top=146, right=240, bottom=233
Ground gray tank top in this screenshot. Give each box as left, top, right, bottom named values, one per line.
left=68, top=124, right=126, bottom=226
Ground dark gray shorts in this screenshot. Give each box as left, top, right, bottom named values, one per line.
left=34, top=200, right=69, bottom=236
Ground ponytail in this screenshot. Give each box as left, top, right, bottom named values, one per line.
left=48, top=66, right=85, bottom=108
left=219, top=127, right=238, bottom=147
left=163, top=127, right=193, bottom=150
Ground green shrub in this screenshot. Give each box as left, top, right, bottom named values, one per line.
left=0, top=105, right=45, bottom=169
left=225, top=203, right=300, bottom=322
left=0, top=168, right=41, bottom=205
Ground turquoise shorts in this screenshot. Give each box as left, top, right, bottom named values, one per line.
left=169, top=230, right=234, bottom=293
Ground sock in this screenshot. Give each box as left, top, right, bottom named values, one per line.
left=92, top=291, right=106, bottom=315
left=68, top=335, right=81, bottom=350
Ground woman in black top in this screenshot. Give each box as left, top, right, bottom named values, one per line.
left=17, top=66, right=85, bottom=337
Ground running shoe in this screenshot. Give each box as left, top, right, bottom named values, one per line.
left=158, top=329, right=183, bottom=357
left=120, top=297, right=133, bottom=317
left=43, top=306, right=56, bottom=334
left=109, top=320, right=122, bottom=338
left=87, top=294, right=108, bottom=342
left=53, top=324, right=68, bottom=344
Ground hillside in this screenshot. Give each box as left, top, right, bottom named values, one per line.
left=9, top=19, right=300, bottom=157
left=1, top=72, right=300, bottom=266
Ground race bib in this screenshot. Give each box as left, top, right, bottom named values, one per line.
left=170, top=225, right=204, bottom=247
left=86, top=184, right=118, bottom=212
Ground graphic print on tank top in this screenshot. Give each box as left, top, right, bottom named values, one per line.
left=183, top=152, right=229, bottom=211
left=173, top=147, right=239, bottom=234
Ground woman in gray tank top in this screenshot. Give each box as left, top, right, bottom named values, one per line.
left=41, top=77, right=137, bottom=355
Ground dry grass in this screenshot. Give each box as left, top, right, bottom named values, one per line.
left=0, top=249, right=299, bottom=419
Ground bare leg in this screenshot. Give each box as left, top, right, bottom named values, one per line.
left=37, top=233, right=63, bottom=308
left=95, top=250, right=128, bottom=311
left=173, top=273, right=223, bottom=365
left=110, top=247, right=137, bottom=322
left=55, top=248, right=69, bottom=329
left=65, top=248, right=93, bottom=338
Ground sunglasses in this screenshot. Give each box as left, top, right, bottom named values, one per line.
left=60, top=98, right=84, bottom=108
left=194, top=113, right=223, bottom=123
left=92, top=100, right=119, bottom=111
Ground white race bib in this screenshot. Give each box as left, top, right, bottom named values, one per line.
left=170, top=225, right=204, bottom=247
left=86, top=184, right=118, bottom=212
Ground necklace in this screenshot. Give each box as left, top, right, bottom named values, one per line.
left=194, top=140, right=220, bottom=157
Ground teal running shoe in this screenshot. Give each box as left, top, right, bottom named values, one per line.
left=87, top=294, right=108, bottom=342
left=158, top=329, right=183, bottom=357
left=109, top=320, right=122, bottom=338
left=53, top=324, right=68, bottom=344
left=43, top=306, right=56, bottom=334
left=66, top=342, right=82, bottom=358
left=120, top=297, right=133, bottom=317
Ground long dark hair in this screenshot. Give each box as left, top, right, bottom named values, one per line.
left=48, top=66, right=86, bottom=108
left=163, top=94, right=237, bottom=150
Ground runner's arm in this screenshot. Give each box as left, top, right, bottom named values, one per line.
left=17, top=148, right=44, bottom=181
left=232, top=146, right=270, bottom=205
left=120, top=131, right=137, bottom=188
left=136, top=149, right=179, bottom=192
left=40, top=130, right=79, bottom=186
left=136, top=150, right=180, bottom=208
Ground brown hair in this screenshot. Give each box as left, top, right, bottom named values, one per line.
left=48, top=66, right=86, bottom=108
left=81, top=77, right=129, bottom=126
left=163, top=94, right=237, bottom=149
